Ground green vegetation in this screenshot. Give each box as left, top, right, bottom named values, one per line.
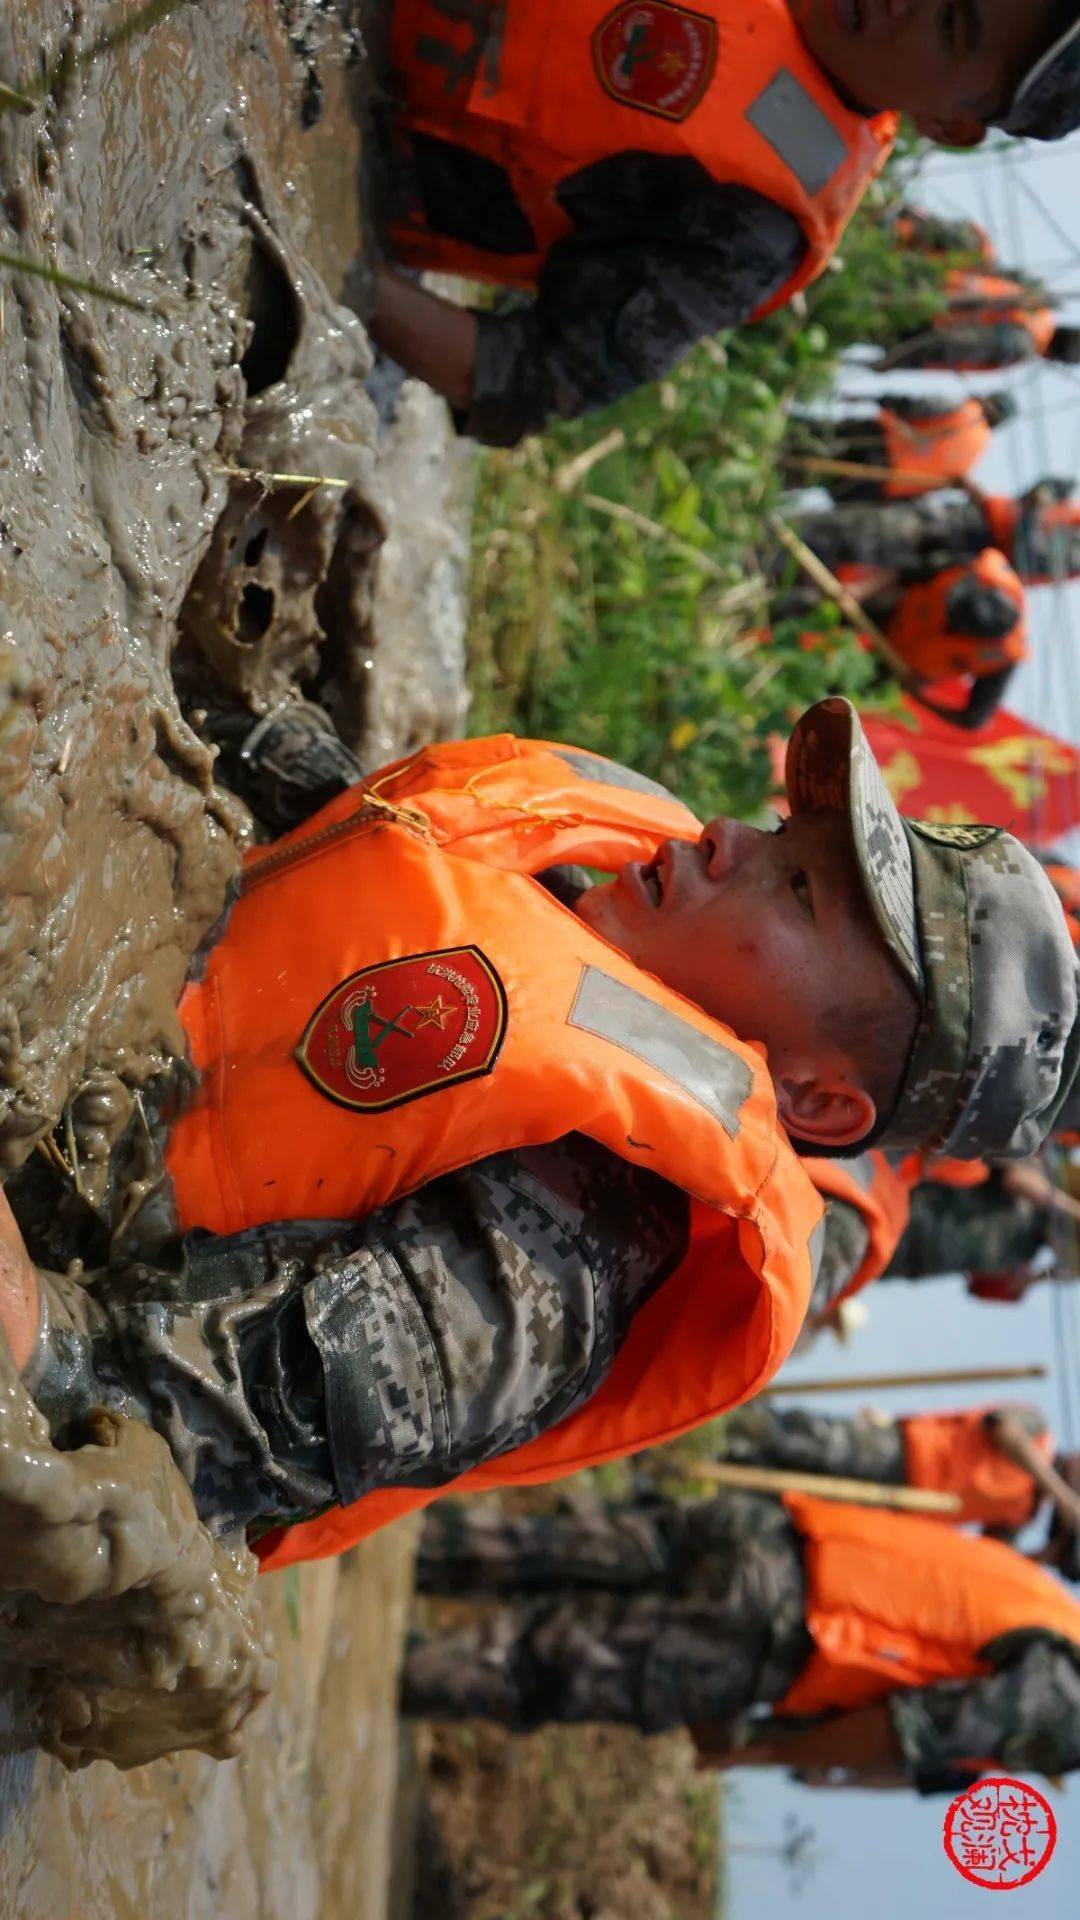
left=467, top=151, right=946, bottom=824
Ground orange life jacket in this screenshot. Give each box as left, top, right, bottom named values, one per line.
left=164, top=735, right=824, bottom=1572
left=388, top=0, right=895, bottom=313
left=806, top=1151, right=910, bottom=1307
left=901, top=1406, right=1053, bottom=1532
left=777, top=1494, right=1080, bottom=1716
left=887, top=550, right=1027, bottom=683
left=981, top=496, right=1080, bottom=584
left=934, top=273, right=1056, bottom=360
left=903, top=1151, right=991, bottom=1189
left=879, top=399, right=992, bottom=500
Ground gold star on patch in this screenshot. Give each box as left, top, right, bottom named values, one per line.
left=659, top=49, right=686, bottom=74
left=412, top=994, right=453, bottom=1030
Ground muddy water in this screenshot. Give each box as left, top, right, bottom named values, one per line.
left=0, top=0, right=466, bottom=1906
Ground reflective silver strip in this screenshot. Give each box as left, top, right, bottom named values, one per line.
left=745, top=70, right=847, bottom=198
left=552, top=747, right=682, bottom=805
left=567, top=965, right=752, bottom=1138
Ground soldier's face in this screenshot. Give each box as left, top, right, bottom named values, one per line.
left=577, top=809, right=907, bottom=1146
left=792, top=0, right=1056, bottom=146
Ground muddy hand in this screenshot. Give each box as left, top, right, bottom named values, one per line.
left=0, top=1321, right=275, bottom=1768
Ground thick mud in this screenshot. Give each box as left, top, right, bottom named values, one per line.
left=0, top=0, right=466, bottom=1899
left=0, top=0, right=468, bottom=1202
left=0, top=1324, right=272, bottom=1771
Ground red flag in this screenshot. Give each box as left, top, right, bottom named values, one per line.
left=860, top=699, right=1080, bottom=844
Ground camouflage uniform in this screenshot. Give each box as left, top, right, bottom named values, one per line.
left=407, top=1491, right=1080, bottom=1791
left=880, top=319, right=1042, bottom=372
left=404, top=1491, right=812, bottom=1731
left=885, top=1171, right=1051, bottom=1281
left=375, top=133, right=805, bottom=445
left=786, top=493, right=991, bottom=583
left=721, top=1400, right=906, bottom=1484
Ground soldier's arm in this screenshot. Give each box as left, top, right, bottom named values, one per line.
left=919, top=664, right=1016, bottom=733
left=375, top=164, right=804, bottom=448
left=24, top=1137, right=687, bottom=1535
left=369, top=266, right=477, bottom=415
left=888, top=1637, right=1080, bottom=1791
left=986, top=1411, right=1080, bottom=1535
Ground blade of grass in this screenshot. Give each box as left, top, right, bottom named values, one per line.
left=0, top=248, right=150, bottom=311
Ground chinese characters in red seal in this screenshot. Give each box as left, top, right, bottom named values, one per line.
left=943, top=1777, right=1057, bottom=1890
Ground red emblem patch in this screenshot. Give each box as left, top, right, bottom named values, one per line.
left=593, top=2, right=717, bottom=122
left=297, top=947, right=507, bottom=1113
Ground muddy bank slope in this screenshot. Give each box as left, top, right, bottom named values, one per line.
left=0, top=0, right=467, bottom=1197
left=0, top=0, right=466, bottom=1909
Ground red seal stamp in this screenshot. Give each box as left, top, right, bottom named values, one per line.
left=592, top=2, right=717, bottom=122
left=297, top=946, right=507, bottom=1113
left=943, top=1777, right=1057, bottom=1890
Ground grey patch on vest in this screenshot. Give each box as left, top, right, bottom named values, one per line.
left=745, top=71, right=847, bottom=197
left=807, top=1210, right=828, bottom=1282
left=843, top=1152, right=876, bottom=1192
left=553, top=748, right=681, bottom=805
left=568, top=966, right=752, bottom=1138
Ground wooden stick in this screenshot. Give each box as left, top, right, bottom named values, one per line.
left=553, top=427, right=626, bottom=495
left=767, top=512, right=919, bottom=689
left=693, top=1459, right=961, bottom=1513
left=789, top=451, right=939, bottom=490
left=765, top=1362, right=1047, bottom=1395
left=581, top=491, right=727, bottom=582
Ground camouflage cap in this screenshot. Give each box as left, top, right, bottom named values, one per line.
left=997, top=6, right=1080, bottom=141
left=785, top=697, right=1080, bottom=1161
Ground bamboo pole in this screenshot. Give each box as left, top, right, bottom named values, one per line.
left=765, top=1362, right=1047, bottom=1395
left=788, top=451, right=942, bottom=490
left=767, top=512, right=920, bottom=690
left=692, top=1460, right=961, bottom=1513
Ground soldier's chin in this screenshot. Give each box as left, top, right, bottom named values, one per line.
left=575, top=880, right=623, bottom=940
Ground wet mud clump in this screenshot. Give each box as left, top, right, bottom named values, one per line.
left=0, top=0, right=466, bottom=1205
left=0, top=1325, right=273, bottom=1769
left=0, top=0, right=468, bottom=1807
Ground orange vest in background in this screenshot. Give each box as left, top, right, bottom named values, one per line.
left=879, top=399, right=992, bottom=500
left=806, top=1151, right=911, bottom=1306
left=902, top=1406, right=1054, bottom=1531
left=777, top=1495, right=1080, bottom=1716
left=388, top=0, right=895, bottom=313
left=165, top=736, right=824, bottom=1571
left=894, top=208, right=994, bottom=263
left=934, top=273, right=1056, bottom=361
left=887, top=550, right=1027, bottom=683
left=981, top=496, right=1080, bottom=584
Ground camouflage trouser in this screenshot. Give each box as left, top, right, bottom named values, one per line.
left=885, top=1179, right=1049, bottom=1281
left=403, top=1491, right=812, bottom=1732
left=722, top=1402, right=905, bottom=1483
left=786, top=496, right=989, bottom=580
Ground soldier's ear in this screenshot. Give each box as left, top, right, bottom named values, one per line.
left=775, top=1072, right=876, bottom=1149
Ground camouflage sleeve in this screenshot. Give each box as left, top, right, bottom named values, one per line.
left=464, top=165, right=804, bottom=446
left=805, top=1198, right=870, bottom=1318
left=27, top=1138, right=687, bottom=1534
left=910, top=321, right=1037, bottom=370
left=306, top=1135, right=688, bottom=1502
left=888, top=1636, right=1080, bottom=1792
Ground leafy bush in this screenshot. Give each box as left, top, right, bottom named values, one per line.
left=466, top=150, right=940, bottom=823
